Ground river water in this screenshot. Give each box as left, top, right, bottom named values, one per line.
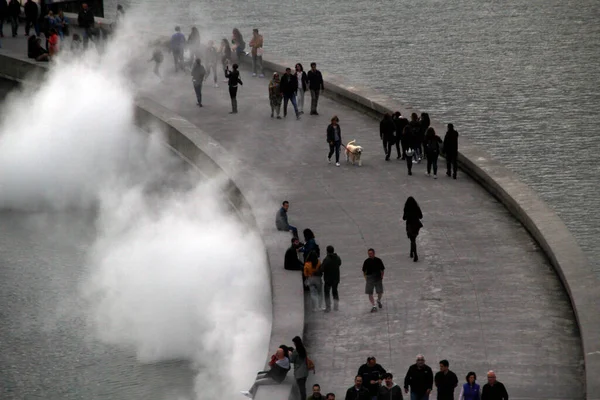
left=107, top=0, right=600, bottom=275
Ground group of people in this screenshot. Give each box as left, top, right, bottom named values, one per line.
left=268, top=62, right=325, bottom=119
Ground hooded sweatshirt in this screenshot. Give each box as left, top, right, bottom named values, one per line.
left=321, top=253, right=342, bottom=283
left=379, top=383, right=404, bottom=400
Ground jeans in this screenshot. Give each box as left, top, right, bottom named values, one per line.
left=328, top=141, right=341, bottom=163
left=308, top=276, right=323, bottom=310
left=446, top=151, right=458, bottom=177
left=252, top=53, right=263, bottom=75
left=406, top=155, right=413, bottom=175
left=297, top=88, right=305, bottom=112
left=229, top=86, right=238, bottom=112
left=426, top=152, right=439, bottom=175
left=248, top=372, right=280, bottom=397
left=172, top=49, right=184, bottom=71
left=414, top=145, right=422, bottom=160
left=25, top=19, right=39, bottom=36
left=324, top=281, right=339, bottom=309
left=10, top=16, right=18, bottom=36
left=382, top=140, right=393, bottom=159
left=396, top=138, right=405, bottom=158
left=410, top=393, right=429, bottom=400
left=193, top=82, right=203, bottom=105
left=310, top=89, right=320, bottom=113
left=296, top=377, right=307, bottom=400
left=283, top=93, right=299, bottom=116
left=206, top=63, right=218, bottom=84
left=288, top=225, right=298, bottom=239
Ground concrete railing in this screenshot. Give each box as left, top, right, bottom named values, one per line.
left=0, top=50, right=303, bottom=400
left=242, top=53, right=600, bottom=400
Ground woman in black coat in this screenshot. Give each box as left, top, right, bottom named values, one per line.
left=326, top=115, right=342, bottom=166
left=403, top=196, right=423, bottom=262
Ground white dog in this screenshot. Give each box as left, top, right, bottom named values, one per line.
left=345, top=140, right=363, bottom=166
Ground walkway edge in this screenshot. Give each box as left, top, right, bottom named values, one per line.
left=0, top=51, right=301, bottom=400
left=247, top=54, right=600, bottom=398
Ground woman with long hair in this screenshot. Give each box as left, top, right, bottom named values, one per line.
left=290, top=336, right=309, bottom=400
left=187, top=27, right=201, bottom=62
left=403, top=196, right=423, bottom=262
left=295, top=63, right=308, bottom=114
left=231, top=28, right=245, bottom=61
left=219, top=38, right=232, bottom=82
left=268, top=72, right=283, bottom=118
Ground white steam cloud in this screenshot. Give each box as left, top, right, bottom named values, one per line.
left=0, top=10, right=271, bottom=399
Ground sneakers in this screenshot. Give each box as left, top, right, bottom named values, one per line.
left=377, top=300, right=383, bottom=309
left=324, top=307, right=331, bottom=313
left=270, top=113, right=274, bottom=118
left=214, top=83, right=219, bottom=88
left=296, top=114, right=300, bottom=120
left=259, top=74, right=265, bottom=78
left=371, top=306, right=377, bottom=313
left=434, top=174, right=437, bottom=179
left=328, top=157, right=331, bottom=164
left=240, top=390, right=252, bottom=398
left=446, top=171, right=451, bottom=177
left=336, top=162, right=340, bottom=167
left=252, top=73, right=257, bottom=77
left=277, top=116, right=282, bottom=119
left=426, top=172, right=430, bottom=177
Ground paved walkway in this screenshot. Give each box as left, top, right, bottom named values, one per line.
left=0, top=34, right=585, bottom=399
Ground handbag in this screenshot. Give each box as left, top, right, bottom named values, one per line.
left=257, top=47, right=264, bottom=57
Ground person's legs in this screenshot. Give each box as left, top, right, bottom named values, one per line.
left=411, top=236, right=418, bottom=261
left=288, top=225, right=298, bottom=238
left=335, top=141, right=341, bottom=163
left=248, top=376, right=279, bottom=397
left=406, top=155, right=413, bottom=175
left=252, top=53, right=257, bottom=75
left=446, top=153, right=452, bottom=176
left=290, top=94, right=299, bottom=116
left=328, top=143, right=335, bottom=162
left=396, top=138, right=402, bottom=158
left=316, top=278, right=324, bottom=308
left=25, top=19, right=31, bottom=35
left=193, top=83, right=203, bottom=105
left=34, top=21, right=39, bottom=36
left=11, top=16, right=18, bottom=36
left=297, top=88, right=304, bottom=113
left=366, top=278, right=376, bottom=310
left=386, top=141, right=393, bottom=159
left=308, top=280, right=319, bottom=311
left=275, top=100, right=281, bottom=118
left=310, top=89, right=317, bottom=114
left=296, top=377, right=308, bottom=400
left=432, top=153, right=439, bottom=176
left=283, top=95, right=289, bottom=117
left=324, top=282, right=332, bottom=310
left=313, top=89, right=320, bottom=112
left=332, top=281, right=339, bottom=310
left=375, top=279, right=383, bottom=306
left=229, top=87, right=238, bottom=113
left=426, top=154, right=432, bottom=175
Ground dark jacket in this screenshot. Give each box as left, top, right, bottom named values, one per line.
left=434, top=370, right=458, bottom=400
left=302, top=238, right=320, bottom=261
left=345, top=386, right=371, bottom=400
left=78, top=8, right=95, bottom=28
left=297, top=70, right=308, bottom=91
left=266, top=360, right=290, bottom=383
left=425, top=135, right=442, bottom=155
left=378, top=384, right=404, bottom=400
left=393, top=116, right=409, bottom=143
left=307, top=69, right=324, bottom=91
left=24, top=0, right=37, bottom=20
left=321, top=253, right=341, bottom=283
left=225, top=68, right=243, bottom=87
left=409, top=121, right=422, bottom=144
left=403, top=364, right=433, bottom=396
left=0, top=0, right=8, bottom=19
left=403, top=206, right=423, bottom=238
left=8, top=0, right=20, bottom=18
left=380, top=118, right=396, bottom=142
left=191, top=63, right=206, bottom=83
left=443, top=129, right=459, bottom=155
left=284, top=246, right=303, bottom=271
left=280, top=73, right=298, bottom=95
left=275, top=207, right=289, bottom=231
left=358, top=363, right=387, bottom=396
left=403, top=126, right=416, bottom=150
left=326, top=124, right=342, bottom=143
left=481, top=382, right=508, bottom=400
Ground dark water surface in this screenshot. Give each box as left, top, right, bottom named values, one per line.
left=109, top=0, right=600, bottom=274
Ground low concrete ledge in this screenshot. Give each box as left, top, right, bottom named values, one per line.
left=244, top=53, right=600, bottom=399
left=0, top=49, right=304, bottom=400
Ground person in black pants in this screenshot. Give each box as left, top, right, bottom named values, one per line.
left=307, top=62, right=324, bottom=115
left=8, top=0, right=20, bottom=37
left=404, top=354, right=434, bottom=400
left=393, top=111, right=409, bottom=159
left=403, top=125, right=415, bottom=175
left=24, top=0, right=38, bottom=36
left=225, top=63, right=243, bottom=113
left=424, top=127, right=443, bottom=178
left=380, top=113, right=396, bottom=161
left=280, top=67, right=300, bottom=119
left=402, top=196, right=423, bottom=262
left=326, top=115, right=342, bottom=166
left=443, top=123, right=459, bottom=179
left=321, top=245, right=342, bottom=312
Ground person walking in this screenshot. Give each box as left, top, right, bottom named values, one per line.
left=408, top=113, right=422, bottom=163
left=481, top=371, right=508, bottom=400
left=149, top=46, right=164, bottom=78
left=443, top=123, right=459, bottom=179
left=0, top=0, right=7, bottom=38
left=225, top=63, right=243, bottom=114
left=231, top=28, right=245, bottom=61
left=170, top=26, right=186, bottom=72
left=458, top=372, right=480, bottom=400
left=191, top=59, right=206, bottom=107
left=78, top=3, right=96, bottom=48
left=424, top=127, right=443, bottom=178
left=326, top=115, right=342, bottom=166
left=249, top=28, right=264, bottom=77
left=307, top=62, right=325, bottom=115
left=403, top=196, right=423, bottom=262
left=393, top=111, right=409, bottom=159
left=295, top=63, right=309, bottom=114
left=434, top=360, right=458, bottom=400
left=304, top=251, right=324, bottom=312
left=403, top=355, right=433, bottom=400
left=380, top=113, right=396, bottom=161
left=403, top=126, right=415, bottom=175
left=358, top=356, right=387, bottom=400
left=8, top=0, right=19, bottom=37
left=275, top=201, right=298, bottom=238
left=419, top=112, right=431, bottom=159
left=362, top=248, right=385, bottom=313
left=280, top=67, right=300, bottom=119
left=219, top=38, right=232, bottom=82
left=290, top=336, right=310, bottom=400
left=269, top=72, right=283, bottom=119
left=204, top=40, right=219, bottom=87
left=345, top=376, right=371, bottom=400
left=24, top=0, right=39, bottom=36
left=187, top=27, right=201, bottom=63
left=379, top=373, right=404, bottom=400
left=321, top=245, right=341, bottom=312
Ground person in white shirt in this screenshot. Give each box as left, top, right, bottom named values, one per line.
left=295, top=63, right=309, bottom=115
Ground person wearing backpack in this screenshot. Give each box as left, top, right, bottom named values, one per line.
left=304, top=251, right=324, bottom=312
left=291, top=336, right=315, bottom=400
left=424, top=127, right=443, bottom=178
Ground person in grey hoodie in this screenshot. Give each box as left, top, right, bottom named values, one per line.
left=321, top=245, right=342, bottom=312
left=290, top=336, right=310, bottom=400
left=379, top=373, right=403, bottom=400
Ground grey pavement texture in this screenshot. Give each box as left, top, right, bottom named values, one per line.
left=132, top=64, right=584, bottom=399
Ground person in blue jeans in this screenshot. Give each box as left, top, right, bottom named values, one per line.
left=404, top=354, right=433, bottom=400
left=280, top=67, right=300, bottom=119
left=326, top=115, right=342, bottom=166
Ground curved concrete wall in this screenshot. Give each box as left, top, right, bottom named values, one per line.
left=245, top=54, right=600, bottom=399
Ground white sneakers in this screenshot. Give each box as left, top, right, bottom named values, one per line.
left=336, top=162, right=340, bottom=167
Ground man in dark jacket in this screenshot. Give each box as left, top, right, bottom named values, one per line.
left=403, top=354, right=433, bottom=400
left=393, top=111, right=409, bottom=159
left=225, top=63, right=243, bottom=113
left=358, top=356, right=387, bottom=400
left=481, top=371, right=508, bottom=400
left=191, top=59, right=206, bottom=107
left=380, top=113, right=396, bottom=161
left=284, top=237, right=304, bottom=271
left=443, top=123, right=459, bottom=179
left=24, top=0, right=38, bottom=36
left=242, top=348, right=290, bottom=398
left=345, top=375, right=371, bottom=400
left=7, top=0, right=19, bottom=37
left=379, top=373, right=403, bottom=400
left=280, top=67, right=300, bottom=119
left=321, top=245, right=341, bottom=312
left=78, top=3, right=95, bottom=48
left=434, top=360, right=458, bottom=400
left=307, top=62, right=324, bottom=115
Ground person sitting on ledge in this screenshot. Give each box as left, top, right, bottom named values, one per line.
left=276, top=200, right=298, bottom=238
left=240, top=347, right=291, bottom=398
left=27, top=35, right=49, bottom=62
left=285, top=237, right=304, bottom=271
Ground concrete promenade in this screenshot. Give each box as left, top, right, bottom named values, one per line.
left=0, top=35, right=586, bottom=399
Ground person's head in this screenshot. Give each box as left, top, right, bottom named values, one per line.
left=117, top=4, right=123, bottom=11
left=439, top=359, right=449, bottom=372
left=232, top=28, right=241, bottom=38
left=232, top=63, right=239, bottom=70
left=292, top=336, right=306, bottom=356
left=291, top=237, right=300, bottom=248
left=312, top=384, right=321, bottom=396
left=447, top=123, right=454, bottom=131
left=175, top=26, right=181, bottom=32
left=195, top=58, right=201, bottom=65
left=221, top=38, right=229, bottom=46
left=466, top=371, right=477, bottom=384
left=366, top=356, right=376, bottom=367
left=393, top=111, right=401, bottom=118
left=416, top=354, right=425, bottom=367
left=282, top=200, right=289, bottom=211
left=367, top=248, right=375, bottom=259
left=383, top=372, right=393, bottom=386
left=331, top=115, right=339, bottom=125
left=272, top=71, right=280, bottom=81
left=404, top=196, right=420, bottom=214
left=48, top=10, right=54, bottom=16
left=58, top=10, right=64, bottom=16
left=325, top=394, right=335, bottom=400
left=354, top=375, right=363, bottom=388
left=285, top=67, right=292, bottom=75
left=191, top=27, right=199, bottom=35
left=275, top=348, right=285, bottom=359
left=303, top=228, right=315, bottom=241
left=310, top=62, right=317, bottom=71
left=253, top=28, right=259, bottom=36
left=384, top=112, right=391, bottom=120
left=326, top=245, right=334, bottom=254
left=411, top=112, right=418, bottom=122
left=487, top=370, right=497, bottom=385
left=49, top=28, right=56, bottom=35
left=295, top=63, right=304, bottom=72
left=425, top=127, right=435, bottom=139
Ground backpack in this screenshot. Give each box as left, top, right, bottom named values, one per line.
left=306, top=356, right=316, bottom=373
left=428, top=138, right=440, bottom=154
